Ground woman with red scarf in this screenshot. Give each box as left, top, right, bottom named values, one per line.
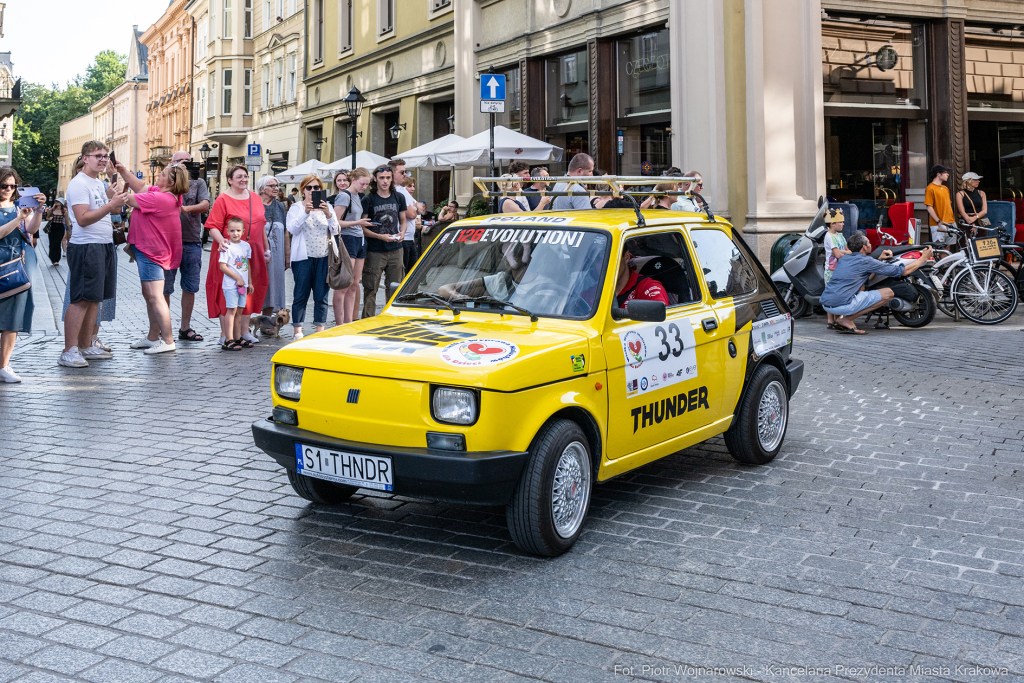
left=204, top=165, right=268, bottom=346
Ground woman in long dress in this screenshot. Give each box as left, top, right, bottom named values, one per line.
left=203, top=165, right=268, bottom=347
left=256, top=175, right=287, bottom=315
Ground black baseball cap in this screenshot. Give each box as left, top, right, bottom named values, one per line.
left=931, top=164, right=950, bottom=178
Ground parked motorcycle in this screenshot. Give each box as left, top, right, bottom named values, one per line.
left=771, top=197, right=935, bottom=328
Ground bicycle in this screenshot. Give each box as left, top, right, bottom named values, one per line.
left=927, top=224, right=1018, bottom=324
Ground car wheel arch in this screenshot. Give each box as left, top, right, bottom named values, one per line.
left=732, top=351, right=790, bottom=415
left=544, top=407, right=602, bottom=481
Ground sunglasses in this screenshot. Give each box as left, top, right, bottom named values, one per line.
left=305, top=186, right=323, bottom=191
left=0, top=184, right=15, bottom=190
left=374, top=167, right=391, bottom=174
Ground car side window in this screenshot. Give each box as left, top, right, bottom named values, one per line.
left=622, top=231, right=701, bottom=307
left=690, top=229, right=758, bottom=299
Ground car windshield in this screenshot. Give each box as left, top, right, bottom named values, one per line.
left=397, top=225, right=610, bottom=319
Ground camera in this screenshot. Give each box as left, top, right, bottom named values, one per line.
left=182, top=161, right=202, bottom=180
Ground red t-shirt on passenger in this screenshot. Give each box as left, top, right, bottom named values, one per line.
left=616, top=270, right=670, bottom=307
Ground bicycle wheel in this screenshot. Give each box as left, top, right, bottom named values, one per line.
left=951, top=264, right=1019, bottom=324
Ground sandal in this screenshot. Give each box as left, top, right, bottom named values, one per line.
left=826, top=323, right=836, bottom=330
left=178, top=328, right=204, bottom=341
left=835, top=325, right=867, bottom=335
left=238, top=338, right=254, bottom=348
left=221, top=340, right=243, bottom=351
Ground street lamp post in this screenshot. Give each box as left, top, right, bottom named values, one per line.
left=149, top=159, right=160, bottom=184
left=389, top=123, right=406, bottom=142
left=313, top=137, right=325, bottom=161
left=342, top=87, right=366, bottom=171
left=447, top=114, right=455, bottom=135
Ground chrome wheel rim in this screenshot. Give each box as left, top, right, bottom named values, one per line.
left=757, top=381, right=787, bottom=453
left=551, top=441, right=591, bottom=539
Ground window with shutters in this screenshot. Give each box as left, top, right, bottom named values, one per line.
left=262, top=65, right=270, bottom=108
left=378, top=0, right=394, bottom=37
left=338, top=0, right=353, bottom=54
left=287, top=55, right=296, bottom=102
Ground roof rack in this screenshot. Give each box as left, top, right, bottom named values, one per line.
left=471, top=175, right=716, bottom=228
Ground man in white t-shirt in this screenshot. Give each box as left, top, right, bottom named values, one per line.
left=398, top=175, right=425, bottom=273
left=60, top=141, right=128, bottom=368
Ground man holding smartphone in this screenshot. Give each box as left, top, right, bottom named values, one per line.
left=60, top=141, right=127, bottom=368
left=164, top=150, right=211, bottom=342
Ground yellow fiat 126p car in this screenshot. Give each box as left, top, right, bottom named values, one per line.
left=253, top=179, right=803, bottom=556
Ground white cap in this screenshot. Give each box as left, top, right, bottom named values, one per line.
left=962, top=172, right=982, bottom=181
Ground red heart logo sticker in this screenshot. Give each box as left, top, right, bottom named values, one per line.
left=467, top=342, right=505, bottom=355
left=628, top=340, right=642, bottom=355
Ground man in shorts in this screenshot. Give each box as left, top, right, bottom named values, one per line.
left=61, top=141, right=127, bottom=368
left=164, top=150, right=211, bottom=341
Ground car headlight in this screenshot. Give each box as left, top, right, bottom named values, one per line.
left=431, top=387, right=478, bottom=425
left=274, top=365, right=303, bottom=402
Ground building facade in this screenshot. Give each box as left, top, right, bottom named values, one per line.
left=141, top=0, right=194, bottom=170
left=301, top=0, right=455, bottom=204
left=186, top=0, right=256, bottom=193
left=90, top=28, right=149, bottom=179
left=249, top=0, right=305, bottom=180
left=57, top=113, right=93, bottom=197
left=0, top=52, right=20, bottom=168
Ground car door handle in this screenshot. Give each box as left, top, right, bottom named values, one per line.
left=702, top=318, right=718, bottom=332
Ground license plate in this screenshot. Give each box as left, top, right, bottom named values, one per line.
left=294, top=443, right=393, bottom=491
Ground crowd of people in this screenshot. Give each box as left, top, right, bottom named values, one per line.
left=0, top=146, right=708, bottom=384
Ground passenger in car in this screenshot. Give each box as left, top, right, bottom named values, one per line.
left=615, top=248, right=670, bottom=308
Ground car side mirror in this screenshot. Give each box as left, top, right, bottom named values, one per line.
left=611, top=300, right=666, bottom=322
left=387, top=282, right=401, bottom=301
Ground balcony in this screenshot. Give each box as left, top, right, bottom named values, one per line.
left=0, top=77, right=21, bottom=120
left=149, top=145, right=173, bottom=162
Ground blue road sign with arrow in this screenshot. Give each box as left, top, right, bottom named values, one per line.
left=481, top=74, right=506, bottom=102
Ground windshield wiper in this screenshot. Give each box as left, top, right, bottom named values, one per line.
left=454, top=296, right=538, bottom=322
left=395, top=292, right=459, bottom=317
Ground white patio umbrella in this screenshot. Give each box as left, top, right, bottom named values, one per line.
left=322, top=150, right=391, bottom=175
left=275, top=159, right=330, bottom=183
left=400, top=134, right=469, bottom=170
left=433, top=126, right=563, bottom=166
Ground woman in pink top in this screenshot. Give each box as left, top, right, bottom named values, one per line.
left=114, top=162, right=190, bottom=354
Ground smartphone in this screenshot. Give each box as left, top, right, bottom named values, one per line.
left=311, top=190, right=325, bottom=209
left=17, top=187, right=40, bottom=209
left=109, top=150, right=117, bottom=167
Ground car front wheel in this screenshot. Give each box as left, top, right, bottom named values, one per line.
left=287, top=469, right=358, bottom=505
left=724, top=364, right=789, bottom=465
left=506, top=419, right=592, bottom=557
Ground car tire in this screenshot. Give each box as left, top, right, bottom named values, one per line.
left=724, top=364, right=789, bottom=465
left=506, top=419, right=592, bottom=557
left=287, top=469, right=358, bottom=505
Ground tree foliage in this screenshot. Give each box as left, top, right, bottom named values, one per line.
left=12, top=51, right=127, bottom=193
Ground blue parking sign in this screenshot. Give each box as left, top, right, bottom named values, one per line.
left=480, top=74, right=506, bottom=102
left=247, top=143, right=261, bottom=156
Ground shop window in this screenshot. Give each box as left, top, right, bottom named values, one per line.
left=690, top=230, right=758, bottom=300
left=496, top=66, right=521, bottom=131
left=545, top=50, right=588, bottom=127
left=821, top=17, right=926, bottom=108
left=969, top=121, right=1024, bottom=201
left=965, top=25, right=1024, bottom=110
left=616, top=28, right=671, bottom=118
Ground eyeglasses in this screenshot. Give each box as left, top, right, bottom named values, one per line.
left=85, top=154, right=110, bottom=161
left=0, top=184, right=15, bottom=190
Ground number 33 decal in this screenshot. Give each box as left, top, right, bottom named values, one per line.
left=654, top=323, right=685, bottom=361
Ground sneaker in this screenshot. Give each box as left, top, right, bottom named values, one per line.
left=143, top=340, right=176, bottom=355
left=80, top=345, right=113, bottom=360
left=130, top=336, right=158, bottom=349
left=0, top=365, right=21, bottom=383
left=241, top=332, right=260, bottom=344
left=92, top=336, right=112, bottom=352
left=218, top=336, right=226, bottom=346
left=292, top=328, right=304, bottom=341
left=58, top=347, right=89, bottom=368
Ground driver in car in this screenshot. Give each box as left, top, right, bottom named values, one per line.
left=437, top=242, right=533, bottom=300
left=615, top=246, right=670, bottom=309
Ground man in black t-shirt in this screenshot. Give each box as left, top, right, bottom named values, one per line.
left=361, top=166, right=412, bottom=317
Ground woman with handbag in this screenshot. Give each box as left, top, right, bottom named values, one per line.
left=44, top=198, right=67, bottom=266
left=956, top=172, right=988, bottom=231
left=287, top=173, right=340, bottom=340
left=203, top=165, right=269, bottom=347
left=0, top=167, right=45, bottom=383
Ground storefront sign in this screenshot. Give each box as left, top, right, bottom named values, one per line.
left=625, top=54, right=670, bottom=77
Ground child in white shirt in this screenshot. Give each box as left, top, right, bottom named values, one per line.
left=218, top=217, right=253, bottom=350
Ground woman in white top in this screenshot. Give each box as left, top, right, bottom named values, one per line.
left=286, top=174, right=340, bottom=340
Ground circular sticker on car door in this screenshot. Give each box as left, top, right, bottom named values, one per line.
left=440, top=339, right=519, bottom=367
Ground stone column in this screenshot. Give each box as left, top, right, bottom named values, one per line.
left=741, top=0, right=826, bottom=264
left=929, top=19, right=969, bottom=185
left=453, top=0, right=480, bottom=208
left=588, top=38, right=615, bottom=173
left=669, top=0, right=729, bottom=216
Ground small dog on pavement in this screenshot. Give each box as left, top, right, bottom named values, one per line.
left=251, top=308, right=291, bottom=338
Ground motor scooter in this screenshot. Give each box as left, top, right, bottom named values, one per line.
left=861, top=246, right=937, bottom=329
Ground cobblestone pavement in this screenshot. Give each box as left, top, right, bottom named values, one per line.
left=2, top=233, right=1024, bottom=682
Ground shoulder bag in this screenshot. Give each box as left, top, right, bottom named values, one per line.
left=962, top=191, right=991, bottom=227
left=327, top=200, right=354, bottom=290
left=0, top=227, right=31, bottom=300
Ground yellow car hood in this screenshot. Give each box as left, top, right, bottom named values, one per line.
left=271, top=310, right=593, bottom=392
